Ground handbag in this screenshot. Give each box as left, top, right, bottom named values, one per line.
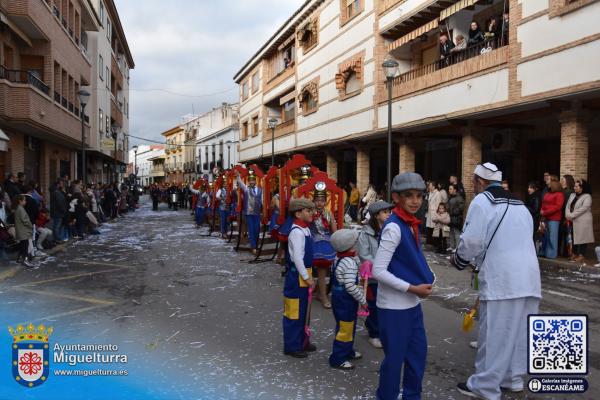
left=0, top=222, right=10, bottom=242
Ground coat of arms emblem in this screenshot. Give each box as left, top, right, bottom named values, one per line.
left=8, top=323, right=52, bottom=387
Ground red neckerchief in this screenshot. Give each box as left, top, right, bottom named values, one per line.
left=313, top=209, right=331, bottom=232
left=393, top=205, right=421, bottom=246
left=293, top=218, right=309, bottom=228
left=337, top=251, right=356, bottom=258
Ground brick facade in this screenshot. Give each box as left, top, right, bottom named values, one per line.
left=398, top=142, right=415, bottom=173
left=326, top=152, right=338, bottom=183
left=356, top=148, right=370, bottom=195
left=559, top=109, right=590, bottom=180
left=461, top=129, right=482, bottom=202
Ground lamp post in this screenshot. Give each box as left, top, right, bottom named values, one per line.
left=382, top=59, right=399, bottom=202
left=268, top=118, right=278, bottom=168
left=78, top=89, right=90, bottom=184
left=132, top=145, right=138, bottom=182
left=111, top=123, right=120, bottom=184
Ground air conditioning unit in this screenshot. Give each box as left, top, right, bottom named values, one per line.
left=491, top=130, right=519, bottom=153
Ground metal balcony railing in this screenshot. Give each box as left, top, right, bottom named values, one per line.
left=0, top=65, right=50, bottom=95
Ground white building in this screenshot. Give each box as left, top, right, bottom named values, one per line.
left=128, top=145, right=165, bottom=186
left=84, top=0, right=133, bottom=184
left=192, top=103, right=240, bottom=180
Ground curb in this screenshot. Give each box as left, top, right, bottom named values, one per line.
left=538, top=257, right=599, bottom=275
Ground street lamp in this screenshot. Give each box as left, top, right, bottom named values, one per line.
left=111, top=123, right=120, bottom=183
left=268, top=117, right=278, bottom=168
left=382, top=59, right=399, bottom=202
left=78, top=89, right=90, bottom=184
left=132, top=145, right=138, bottom=181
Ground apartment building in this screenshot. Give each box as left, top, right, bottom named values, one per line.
left=84, top=0, right=134, bottom=184
left=161, top=125, right=184, bottom=184
left=0, top=0, right=99, bottom=190
left=235, top=0, right=600, bottom=238
left=127, top=144, right=164, bottom=186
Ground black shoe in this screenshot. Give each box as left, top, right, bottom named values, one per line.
left=304, top=343, right=317, bottom=352
left=284, top=351, right=308, bottom=358
left=456, top=383, right=483, bottom=398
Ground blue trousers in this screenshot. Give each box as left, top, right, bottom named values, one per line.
left=246, top=214, right=260, bottom=249
left=329, top=288, right=359, bottom=366
left=219, top=209, right=230, bottom=235
left=365, top=283, right=379, bottom=338
left=544, top=220, right=559, bottom=259
left=282, top=266, right=309, bottom=353
left=195, top=207, right=206, bottom=226
left=377, top=305, right=427, bottom=400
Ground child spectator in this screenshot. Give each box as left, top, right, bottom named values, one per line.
left=328, top=229, right=367, bottom=370
left=432, top=203, right=451, bottom=254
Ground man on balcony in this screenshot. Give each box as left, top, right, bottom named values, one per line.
left=439, top=33, right=455, bottom=67
left=236, top=170, right=263, bottom=255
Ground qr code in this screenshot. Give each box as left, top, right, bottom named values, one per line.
left=528, top=315, right=587, bottom=374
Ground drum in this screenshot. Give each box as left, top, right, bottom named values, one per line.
left=170, top=193, right=179, bottom=203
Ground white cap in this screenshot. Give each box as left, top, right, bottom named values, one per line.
left=474, top=162, right=502, bottom=182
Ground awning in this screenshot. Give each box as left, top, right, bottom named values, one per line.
left=388, top=18, right=439, bottom=52
left=0, top=128, right=9, bottom=152
left=0, top=12, right=33, bottom=47
left=440, top=0, right=483, bottom=20
left=279, top=90, right=297, bottom=106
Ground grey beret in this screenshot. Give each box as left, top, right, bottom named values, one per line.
left=330, top=229, right=359, bottom=253
left=288, top=197, right=315, bottom=213
left=391, top=172, right=426, bottom=193
left=368, top=200, right=394, bottom=216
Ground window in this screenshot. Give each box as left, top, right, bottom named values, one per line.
left=99, top=55, right=103, bottom=79
left=252, top=116, right=259, bottom=137
left=99, top=109, right=104, bottom=133
left=335, top=51, right=364, bottom=100
left=299, top=78, right=319, bottom=115
left=266, top=39, right=296, bottom=81
left=242, top=121, right=249, bottom=140
left=106, top=115, right=109, bottom=134
left=340, top=0, right=363, bottom=26
left=99, top=1, right=104, bottom=26
left=106, top=18, right=111, bottom=41
left=297, top=18, right=319, bottom=53
left=242, top=81, right=249, bottom=100
left=251, top=72, right=259, bottom=94
left=281, top=100, right=295, bottom=123
left=106, top=67, right=110, bottom=89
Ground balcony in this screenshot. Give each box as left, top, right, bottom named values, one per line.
left=0, top=66, right=49, bottom=95
left=386, top=39, right=508, bottom=101
left=274, top=119, right=295, bottom=137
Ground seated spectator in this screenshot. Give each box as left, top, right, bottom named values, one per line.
left=439, top=33, right=455, bottom=65
left=467, top=21, right=485, bottom=47
left=35, top=209, right=53, bottom=252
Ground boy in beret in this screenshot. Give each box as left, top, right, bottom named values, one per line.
left=283, top=197, right=316, bottom=358
left=328, top=229, right=367, bottom=370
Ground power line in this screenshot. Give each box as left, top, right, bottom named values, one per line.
left=125, top=133, right=238, bottom=147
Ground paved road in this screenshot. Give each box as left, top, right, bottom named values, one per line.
left=0, top=196, right=597, bottom=399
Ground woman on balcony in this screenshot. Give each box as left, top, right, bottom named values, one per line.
left=467, top=21, right=485, bottom=48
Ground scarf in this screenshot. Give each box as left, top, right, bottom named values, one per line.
left=570, top=193, right=582, bottom=213
left=393, top=205, right=421, bottom=246
left=336, top=251, right=356, bottom=258
left=293, top=218, right=309, bottom=228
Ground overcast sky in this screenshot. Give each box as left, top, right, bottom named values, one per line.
left=113, top=0, right=304, bottom=146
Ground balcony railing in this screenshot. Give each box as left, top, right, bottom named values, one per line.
left=275, top=119, right=295, bottom=137
left=0, top=65, right=50, bottom=95
left=388, top=37, right=508, bottom=100
left=61, top=96, right=67, bottom=108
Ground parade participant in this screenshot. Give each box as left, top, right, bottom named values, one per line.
left=277, top=167, right=310, bottom=265
left=216, top=177, right=230, bottom=238
left=328, top=229, right=367, bottom=370
left=372, top=172, right=435, bottom=400
left=283, top=197, right=316, bottom=358
left=236, top=170, right=263, bottom=255
left=357, top=200, right=393, bottom=349
left=150, top=184, right=161, bottom=211
left=451, top=162, right=541, bottom=400
left=189, top=181, right=210, bottom=228
left=311, top=187, right=337, bottom=309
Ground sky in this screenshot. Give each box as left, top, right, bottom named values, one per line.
left=113, top=0, right=305, bottom=146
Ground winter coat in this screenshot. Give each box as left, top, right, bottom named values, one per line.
left=526, top=191, right=542, bottom=233
left=426, top=189, right=442, bottom=228
left=565, top=193, right=594, bottom=245
left=24, top=194, right=39, bottom=225
left=448, top=194, right=465, bottom=228
left=541, top=191, right=564, bottom=221
left=432, top=211, right=451, bottom=238
left=357, top=224, right=379, bottom=263
left=4, top=179, right=21, bottom=200
left=14, top=205, right=33, bottom=241
left=50, top=188, right=67, bottom=218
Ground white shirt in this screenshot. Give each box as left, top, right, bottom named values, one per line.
left=455, top=191, right=542, bottom=301
left=288, top=223, right=311, bottom=280
left=372, top=223, right=420, bottom=310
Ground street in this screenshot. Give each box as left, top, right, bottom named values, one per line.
left=1, top=196, right=598, bottom=400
